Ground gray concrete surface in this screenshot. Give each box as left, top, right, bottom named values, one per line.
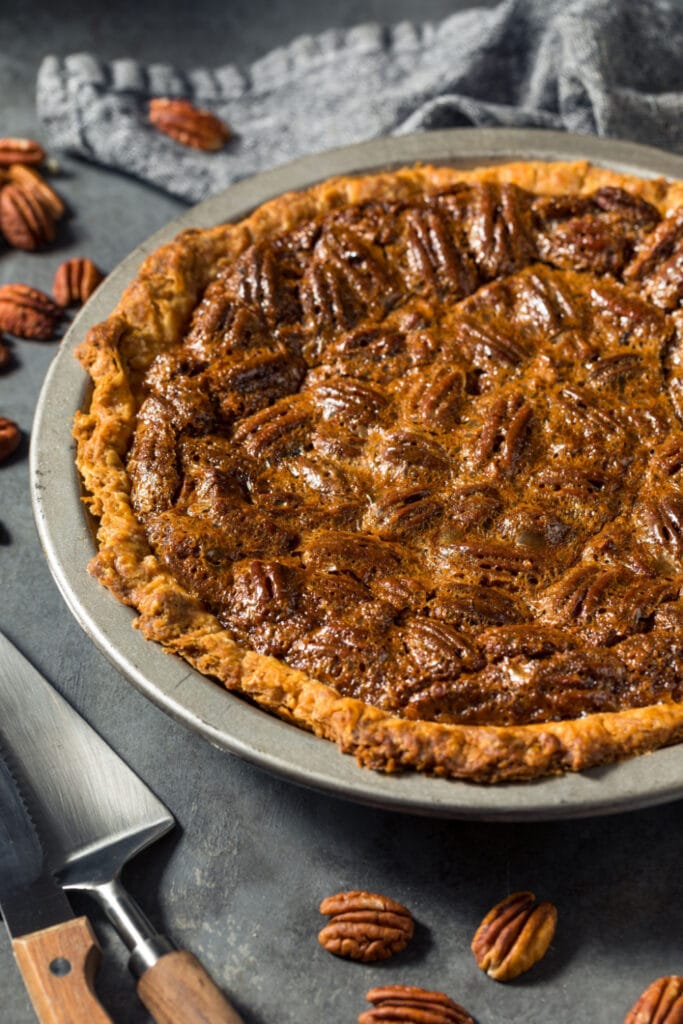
left=1, top=2, right=681, bottom=1022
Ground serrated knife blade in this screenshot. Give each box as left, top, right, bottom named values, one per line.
left=0, top=750, right=112, bottom=1023
left=0, top=632, right=173, bottom=875
left=0, top=632, right=245, bottom=1024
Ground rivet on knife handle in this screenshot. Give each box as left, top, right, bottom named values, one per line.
left=12, top=916, right=113, bottom=1024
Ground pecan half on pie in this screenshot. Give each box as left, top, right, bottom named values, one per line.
left=75, top=159, right=683, bottom=782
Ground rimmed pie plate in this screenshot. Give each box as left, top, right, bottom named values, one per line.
left=31, top=127, right=683, bottom=820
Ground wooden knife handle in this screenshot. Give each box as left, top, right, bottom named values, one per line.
left=137, top=949, right=245, bottom=1024
left=12, top=916, right=113, bottom=1024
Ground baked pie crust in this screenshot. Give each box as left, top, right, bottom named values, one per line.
left=74, top=159, right=683, bottom=782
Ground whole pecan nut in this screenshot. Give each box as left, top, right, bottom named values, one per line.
left=624, top=975, right=683, bottom=1023
left=471, top=890, right=557, bottom=981
left=318, top=890, right=414, bottom=962
left=359, top=985, right=474, bottom=1024
left=148, top=98, right=231, bottom=151
left=0, top=417, right=21, bottom=463
left=0, top=183, right=55, bottom=251
left=0, top=284, right=62, bottom=340
left=0, top=138, right=45, bottom=166
left=7, top=164, right=65, bottom=220
left=53, top=258, right=104, bottom=307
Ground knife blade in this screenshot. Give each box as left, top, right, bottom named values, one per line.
left=0, top=631, right=245, bottom=1024
left=0, top=749, right=113, bottom=1023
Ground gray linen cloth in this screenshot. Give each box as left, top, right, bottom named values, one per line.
left=37, top=0, right=683, bottom=204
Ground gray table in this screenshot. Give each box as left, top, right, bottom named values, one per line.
left=1, top=2, right=681, bottom=1022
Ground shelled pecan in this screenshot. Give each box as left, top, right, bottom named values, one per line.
left=471, top=890, right=557, bottom=981
left=318, top=890, right=414, bottom=962
left=0, top=284, right=62, bottom=340
left=359, top=985, right=473, bottom=1024
left=7, top=163, right=65, bottom=220
left=0, top=417, right=20, bottom=463
left=0, top=138, right=45, bottom=166
left=0, top=183, right=55, bottom=251
left=0, top=338, right=12, bottom=372
left=53, top=258, right=104, bottom=307
left=148, top=98, right=231, bottom=151
left=625, top=976, right=683, bottom=1023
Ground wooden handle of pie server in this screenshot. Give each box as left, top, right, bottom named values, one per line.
left=12, top=916, right=113, bottom=1024
left=137, top=949, right=245, bottom=1024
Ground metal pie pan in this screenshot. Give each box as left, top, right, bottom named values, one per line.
left=31, top=128, right=683, bottom=820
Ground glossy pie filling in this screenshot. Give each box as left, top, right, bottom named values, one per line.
left=126, top=180, right=683, bottom=730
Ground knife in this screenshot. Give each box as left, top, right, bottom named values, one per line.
left=0, top=631, right=245, bottom=1024
left=0, top=749, right=113, bottom=1023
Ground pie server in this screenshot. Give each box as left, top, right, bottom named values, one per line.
left=0, top=630, right=245, bottom=1024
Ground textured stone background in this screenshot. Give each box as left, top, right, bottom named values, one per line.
left=1, top=1, right=681, bottom=1021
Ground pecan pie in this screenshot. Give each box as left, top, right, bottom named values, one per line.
left=75, top=159, right=683, bottom=782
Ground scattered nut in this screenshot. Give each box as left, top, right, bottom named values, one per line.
left=624, top=976, right=683, bottom=1023
left=53, top=258, right=104, bottom=307
left=0, top=183, right=55, bottom=251
left=7, top=164, right=65, bottom=221
left=471, top=890, right=557, bottom=982
left=0, top=284, right=62, bottom=340
left=0, top=138, right=45, bottom=167
left=148, top=98, right=231, bottom=151
left=0, top=338, right=12, bottom=372
left=318, top=890, right=414, bottom=962
left=0, top=417, right=21, bottom=463
left=360, top=985, right=474, bottom=1024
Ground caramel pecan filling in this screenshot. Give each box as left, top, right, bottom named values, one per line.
left=127, top=182, right=683, bottom=727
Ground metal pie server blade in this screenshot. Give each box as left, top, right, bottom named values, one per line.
left=0, top=632, right=245, bottom=1024
left=0, top=748, right=113, bottom=1023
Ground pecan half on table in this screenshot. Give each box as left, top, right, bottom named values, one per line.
left=471, top=890, right=557, bottom=981
left=53, top=258, right=104, bottom=307
left=8, top=163, right=65, bottom=220
left=0, top=338, right=12, bottom=372
left=625, top=976, right=683, bottom=1024
left=359, top=985, right=474, bottom=1024
left=0, top=181, right=55, bottom=251
left=0, top=137, right=45, bottom=166
left=0, top=417, right=21, bottom=463
left=318, top=890, right=414, bottom=962
left=0, top=284, right=62, bottom=340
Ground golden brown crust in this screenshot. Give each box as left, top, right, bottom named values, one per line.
left=75, top=160, right=683, bottom=783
